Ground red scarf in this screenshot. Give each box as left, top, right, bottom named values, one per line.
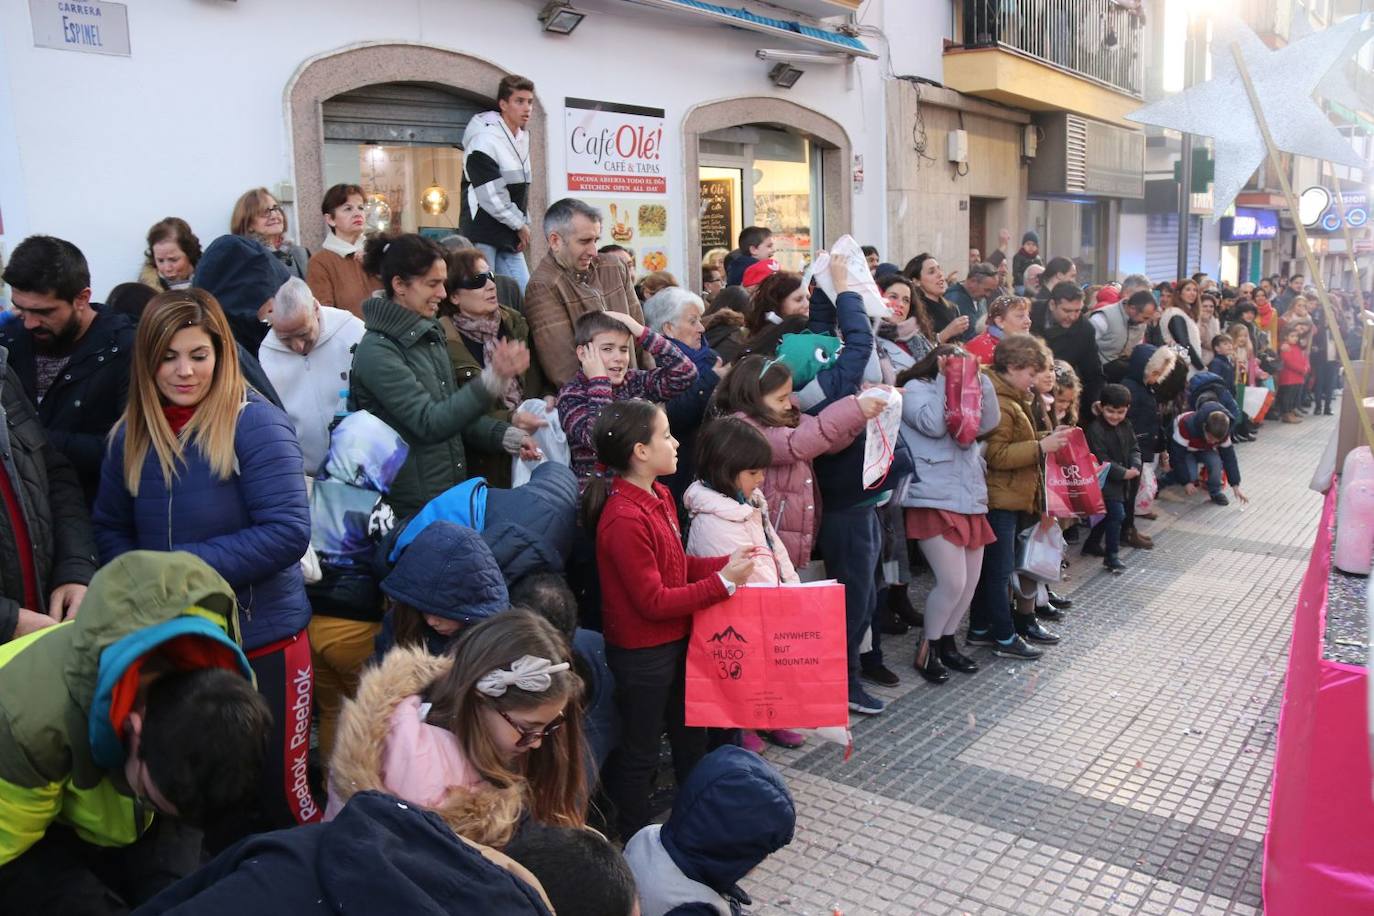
left=162, top=403, right=197, bottom=435
left=1256, top=300, right=1275, bottom=325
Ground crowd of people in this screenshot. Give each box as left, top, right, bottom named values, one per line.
left=0, top=71, right=1367, bottom=915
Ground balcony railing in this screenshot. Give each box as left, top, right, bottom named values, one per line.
left=955, top=0, right=1146, bottom=98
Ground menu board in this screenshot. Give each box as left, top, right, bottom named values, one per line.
left=584, top=197, right=672, bottom=275
left=699, top=178, right=735, bottom=251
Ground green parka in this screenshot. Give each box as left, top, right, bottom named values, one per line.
left=349, top=295, right=513, bottom=517
left=0, top=551, right=251, bottom=865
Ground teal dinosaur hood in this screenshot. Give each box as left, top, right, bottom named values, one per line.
left=774, top=332, right=842, bottom=388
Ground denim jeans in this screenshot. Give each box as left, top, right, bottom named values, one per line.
left=816, top=504, right=882, bottom=689
left=1090, top=498, right=1127, bottom=558
left=475, top=242, right=531, bottom=293
left=969, top=508, right=1020, bottom=642
left=1169, top=443, right=1240, bottom=496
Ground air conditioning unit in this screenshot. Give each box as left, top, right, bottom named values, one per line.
left=947, top=129, right=968, bottom=164
left=1022, top=124, right=1038, bottom=159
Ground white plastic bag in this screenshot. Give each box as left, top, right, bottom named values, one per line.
left=860, top=387, right=902, bottom=489
left=1015, top=522, right=1065, bottom=583
left=1135, top=460, right=1158, bottom=514
left=809, top=235, right=891, bottom=321
left=511, top=398, right=571, bottom=487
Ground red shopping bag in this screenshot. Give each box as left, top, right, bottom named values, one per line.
left=944, top=354, right=983, bottom=446
left=1044, top=427, right=1107, bottom=518
left=685, top=582, right=849, bottom=730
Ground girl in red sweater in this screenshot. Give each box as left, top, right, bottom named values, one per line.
left=1278, top=327, right=1310, bottom=424
left=584, top=399, right=758, bottom=839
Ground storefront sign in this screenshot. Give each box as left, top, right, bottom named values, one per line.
left=1219, top=208, right=1278, bottom=243
left=1300, top=186, right=1369, bottom=231
left=565, top=98, right=665, bottom=194
left=584, top=197, right=671, bottom=274
left=699, top=178, right=734, bottom=251
left=29, top=0, right=130, bottom=57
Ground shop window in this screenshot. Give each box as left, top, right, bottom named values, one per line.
left=698, top=125, right=824, bottom=271
left=322, top=83, right=485, bottom=235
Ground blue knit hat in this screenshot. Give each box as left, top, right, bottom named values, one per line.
left=381, top=521, right=509, bottom=622
left=193, top=234, right=291, bottom=351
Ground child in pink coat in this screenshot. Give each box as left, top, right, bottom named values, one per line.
left=712, top=355, right=879, bottom=569
left=684, top=417, right=803, bottom=752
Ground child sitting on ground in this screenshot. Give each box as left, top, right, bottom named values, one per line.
left=585, top=399, right=759, bottom=841
left=559, top=309, right=698, bottom=489
left=1278, top=326, right=1310, bottom=424
left=1083, top=384, right=1142, bottom=572
left=623, top=745, right=795, bottom=916
left=328, top=609, right=588, bottom=848
left=684, top=416, right=803, bottom=753
left=1168, top=402, right=1249, bottom=507
left=373, top=521, right=510, bottom=658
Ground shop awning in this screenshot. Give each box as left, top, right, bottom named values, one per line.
left=624, top=0, right=877, bottom=58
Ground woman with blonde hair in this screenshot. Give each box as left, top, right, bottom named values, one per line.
left=92, top=288, right=317, bottom=831
left=230, top=186, right=310, bottom=280
left=328, top=609, right=587, bottom=848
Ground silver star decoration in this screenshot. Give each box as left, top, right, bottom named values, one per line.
left=1127, top=15, right=1369, bottom=218
left=1287, top=14, right=1374, bottom=117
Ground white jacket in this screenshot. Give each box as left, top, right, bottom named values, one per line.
left=259, top=306, right=366, bottom=474
left=683, top=482, right=799, bottom=585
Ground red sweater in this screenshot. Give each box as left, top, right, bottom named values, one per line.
left=1278, top=344, right=1310, bottom=387
left=596, top=479, right=728, bottom=649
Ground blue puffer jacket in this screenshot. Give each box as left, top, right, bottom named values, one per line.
left=374, top=519, right=509, bottom=657
left=1186, top=371, right=1241, bottom=420
left=624, top=746, right=795, bottom=916
left=92, top=392, right=311, bottom=651
left=804, top=289, right=913, bottom=510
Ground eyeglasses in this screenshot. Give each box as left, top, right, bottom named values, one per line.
left=262, top=205, right=284, bottom=216
left=497, top=708, right=565, bottom=748
left=456, top=271, right=496, bottom=290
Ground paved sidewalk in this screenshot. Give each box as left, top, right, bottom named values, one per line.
left=744, top=411, right=1331, bottom=915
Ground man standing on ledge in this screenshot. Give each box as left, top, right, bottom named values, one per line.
left=461, top=75, right=536, bottom=292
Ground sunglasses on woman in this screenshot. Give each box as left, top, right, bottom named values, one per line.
left=497, top=708, right=565, bottom=748
left=455, top=271, right=496, bottom=290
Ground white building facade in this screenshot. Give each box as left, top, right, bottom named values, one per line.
left=0, top=0, right=896, bottom=298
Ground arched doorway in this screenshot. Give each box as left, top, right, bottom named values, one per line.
left=683, top=98, right=851, bottom=288
left=286, top=43, right=548, bottom=261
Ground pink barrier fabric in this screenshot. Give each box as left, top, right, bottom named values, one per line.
left=1263, top=483, right=1374, bottom=914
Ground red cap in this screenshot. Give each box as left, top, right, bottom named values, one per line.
left=742, top=259, right=781, bottom=287
left=1096, top=286, right=1121, bottom=305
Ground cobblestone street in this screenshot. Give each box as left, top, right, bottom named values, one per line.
left=745, top=411, right=1332, bottom=915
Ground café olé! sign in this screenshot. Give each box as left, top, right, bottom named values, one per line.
left=565, top=97, right=666, bottom=194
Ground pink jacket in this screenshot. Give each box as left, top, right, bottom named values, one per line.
left=683, top=481, right=799, bottom=585
left=734, top=396, right=867, bottom=568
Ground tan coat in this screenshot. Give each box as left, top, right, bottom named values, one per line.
left=981, top=367, right=1046, bottom=513
left=523, top=253, right=645, bottom=387
left=306, top=248, right=380, bottom=318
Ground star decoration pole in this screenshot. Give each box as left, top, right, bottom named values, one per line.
left=1127, top=15, right=1368, bottom=218
left=1225, top=40, right=1374, bottom=456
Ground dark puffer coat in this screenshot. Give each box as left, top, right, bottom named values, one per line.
left=0, top=346, right=97, bottom=642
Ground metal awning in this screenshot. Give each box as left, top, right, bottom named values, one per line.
left=622, top=0, right=876, bottom=58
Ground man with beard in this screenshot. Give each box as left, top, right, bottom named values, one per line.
left=524, top=198, right=644, bottom=387
left=0, top=236, right=134, bottom=506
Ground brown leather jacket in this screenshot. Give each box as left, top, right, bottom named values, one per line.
left=523, top=253, right=645, bottom=387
